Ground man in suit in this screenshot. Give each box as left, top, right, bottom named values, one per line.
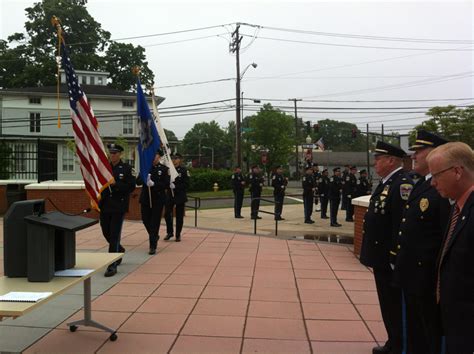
left=137, top=149, right=170, bottom=255
left=99, top=144, right=136, bottom=277
left=302, top=166, right=315, bottom=224
left=329, top=167, right=343, bottom=227
left=392, top=130, right=449, bottom=354
left=343, top=166, right=358, bottom=222
left=319, top=168, right=330, bottom=219
left=272, top=165, right=288, bottom=220
left=360, top=141, right=413, bottom=354
left=231, top=166, right=245, bottom=218
left=164, top=153, right=189, bottom=242
left=427, top=142, right=474, bottom=354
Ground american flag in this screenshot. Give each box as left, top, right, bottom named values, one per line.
left=316, top=137, right=325, bottom=151
left=61, top=43, right=114, bottom=210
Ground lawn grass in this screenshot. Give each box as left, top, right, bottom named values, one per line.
left=189, top=187, right=274, bottom=199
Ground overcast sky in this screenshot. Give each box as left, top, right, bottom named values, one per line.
left=1, top=0, right=473, bottom=138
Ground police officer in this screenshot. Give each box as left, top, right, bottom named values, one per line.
left=272, top=165, right=288, bottom=220
left=164, top=153, right=189, bottom=242
left=319, top=168, right=330, bottom=219
left=231, top=166, right=245, bottom=218
left=248, top=164, right=264, bottom=219
left=329, top=167, right=343, bottom=227
left=392, top=130, right=449, bottom=354
left=357, top=169, right=372, bottom=197
left=312, top=163, right=321, bottom=211
left=137, top=149, right=170, bottom=255
left=302, top=166, right=315, bottom=224
left=99, top=143, right=136, bottom=277
left=343, top=166, right=358, bottom=222
left=341, top=165, right=350, bottom=210
left=359, top=141, right=413, bottom=354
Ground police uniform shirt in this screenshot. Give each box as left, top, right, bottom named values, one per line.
left=359, top=168, right=413, bottom=268
left=172, top=165, right=190, bottom=204
left=357, top=176, right=371, bottom=196
left=272, top=173, right=287, bottom=196
left=319, top=175, right=330, bottom=197
left=138, top=163, right=170, bottom=205
left=328, top=175, right=342, bottom=200
left=248, top=172, right=264, bottom=194
left=99, top=160, right=136, bottom=213
left=392, top=178, right=450, bottom=295
left=343, top=173, right=357, bottom=198
left=231, top=172, right=245, bottom=192
left=302, top=174, right=315, bottom=195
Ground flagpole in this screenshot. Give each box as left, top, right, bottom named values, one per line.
left=51, top=16, right=62, bottom=128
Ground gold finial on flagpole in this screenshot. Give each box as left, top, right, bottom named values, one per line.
left=132, top=66, right=141, bottom=76
left=51, top=16, right=62, bottom=128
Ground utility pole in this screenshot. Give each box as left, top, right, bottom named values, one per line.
left=381, top=124, right=385, bottom=142
left=289, top=98, right=302, bottom=179
left=366, top=124, right=370, bottom=177
left=230, top=24, right=243, bottom=167
left=198, top=138, right=202, bottom=168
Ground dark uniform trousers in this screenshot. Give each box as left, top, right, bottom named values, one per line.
left=345, top=198, right=354, bottom=221
left=250, top=190, right=261, bottom=218
left=165, top=165, right=189, bottom=239
left=360, top=169, right=413, bottom=354
left=165, top=201, right=185, bottom=237
left=303, top=193, right=313, bottom=221
left=100, top=212, right=125, bottom=253
left=320, top=196, right=329, bottom=218
left=329, top=198, right=340, bottom=225
left=274, top=193, right=284, bottom=218
left=141, top=199, right=165, bottom=249
left=234, top=190, right=244, bottom=217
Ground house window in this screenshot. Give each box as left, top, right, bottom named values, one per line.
left=98, top=77, right=103, bottom=85
left=29, top=97, right=41, bottom=104
left=61, top=145, right=75, bottom=173
left=82, top=76, right=87, bottom=85
left=29, top=112, right=40, bottom=133
left=90, top=76, right=95, bottom=85
left=122, top=115, right=134, bottom=135
left=122, top=100, right=134, bottom=108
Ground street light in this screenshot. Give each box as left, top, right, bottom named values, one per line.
left=202, top=146, right=214, bottom=169
left=236, top=62, right=257, bottom=168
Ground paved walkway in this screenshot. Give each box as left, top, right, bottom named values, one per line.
left=0, top=206, right=385, bottom=353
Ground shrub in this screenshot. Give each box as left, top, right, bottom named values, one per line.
left=188, top=168, right=233, bottom=192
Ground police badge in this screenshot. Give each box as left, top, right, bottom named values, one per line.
left=419, top=198, right=429, bottom=212
left=400, top=184, right=413, bottom=201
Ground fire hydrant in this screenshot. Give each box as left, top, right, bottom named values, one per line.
left=213, top=182, right=219, bottom=192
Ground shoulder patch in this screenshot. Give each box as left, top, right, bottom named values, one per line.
left=272, top=175, right=276, bottom=180
left=400, top=183, right=413, bottom=200
left=187, top=170, right=191, bottom=177
left=231, top=175, right=235, bottom=179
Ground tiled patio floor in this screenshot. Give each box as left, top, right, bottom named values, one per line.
left=0, top=212, right=385, bottom=353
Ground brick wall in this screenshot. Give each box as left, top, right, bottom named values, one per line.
left=0, top=185, right=7, bottom=214
left=353, top=205, right=367, bottom=256
left=26, top=187, right=143, bottom=221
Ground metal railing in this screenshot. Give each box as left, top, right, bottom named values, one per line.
left=251, top=197, right=281, bottom=236
left=186, top=196, right=201, bottom=227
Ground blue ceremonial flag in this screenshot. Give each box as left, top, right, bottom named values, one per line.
left=137, top=78, right=161, bottom=180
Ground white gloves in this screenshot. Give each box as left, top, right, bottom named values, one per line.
left=170, top=182, right=176, bottom=189
left=146, top=174, right=155, bottom=187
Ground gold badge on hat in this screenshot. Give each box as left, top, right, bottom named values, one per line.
left=419, top=198, right=429, bottom=212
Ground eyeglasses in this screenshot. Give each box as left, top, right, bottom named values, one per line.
left=431, top=166, right=455, bottom=180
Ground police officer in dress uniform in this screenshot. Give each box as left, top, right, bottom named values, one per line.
left=391, top=130, right=449, bottom=354
left=272, top=165, right=288, bottom=220
left=319, top=168, right=330, bottom=219
left=359, top=141, right=413, bottom=354
left=344, top=166, right=358, bottom=221
left=312, top=163, right=321, bottom=211
left=99, top=144, right=136, bottom=277
left=248, top=165, right=264, bottom=219
left=302, top=166, right=315, bottom=223
left=232, top=166, right=245, bottom=218
left=329, top=167, right=343, bottom=227
left=357, top=169, right=372, bottom=197
left=341, top=165, right=350, bottom=210
left=427, top=142, right=474, bottom=354
left=137, top=149, right=170, bottom=255
left=164, top=153, right=189, bottom=242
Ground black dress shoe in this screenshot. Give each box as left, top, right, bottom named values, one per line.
left=148, top=248, right=156, bottom=255
left=235, top=215, right=244, bottom=219
left=321, top=216, right=329, bottom=219
left=164, top=234, right=173, bottom=241
left=251, top=216, right=262, bottom=220
left=104, top=266, right=117, bottom=277
left=175, top=237, right=181, bottom=242
left=304, top=220, right=314, bottom=224
left=331, top=223, right=342, bottom=227
left=372, top=344, right=391, bottom=354
left=275, top=217, right=285, bottom=221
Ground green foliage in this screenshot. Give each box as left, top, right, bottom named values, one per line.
left=164, top=128, right=178, bottom=142
left=310, top=119, right=366, bottom=152
left=0, top=142, right=13, bottom=179
left=411, top=105, right=474, bottom=147
left=0, top=0, right=154, bottom=90
left=242, top=104, right=295, bottom=168
left=187, top=168, right=233, bottom=192
left=182, top=121, right=232, bottom=168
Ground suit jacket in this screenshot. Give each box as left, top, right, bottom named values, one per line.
left=359, top=169, right=413, bottom=268
left=99, top=160, right=136, bottom=213
left=439, top=191, right=474, bottom=353
left=392, top=178, right=450, bottom=295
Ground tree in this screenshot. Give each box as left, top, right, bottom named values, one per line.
left=410, top=105, right=474, bottom=147
left=181, top=121, right=231, bottom=168
left=163, top=128, right=177, bottom=142
left=243, top=104, right=295, bottom=168
left=311, top=119, right=366, bottom=152
left=0, top=0, right=154, bottom=90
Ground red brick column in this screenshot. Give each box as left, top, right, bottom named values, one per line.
left=0, top=185, right=7, bottom=214
left=353, top=205, right=368, bottom=256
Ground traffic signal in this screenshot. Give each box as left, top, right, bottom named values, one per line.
left=351, top=128, right=357, bottom=139
left=305, top=121, right=311, bottom=134
left=313, top=123, right=319, bottom=133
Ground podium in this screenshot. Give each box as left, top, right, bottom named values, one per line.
left=24, top=212, right=98, bottom=282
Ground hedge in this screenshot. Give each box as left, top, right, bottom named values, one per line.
left=187, top=168, right=234, bottom=192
